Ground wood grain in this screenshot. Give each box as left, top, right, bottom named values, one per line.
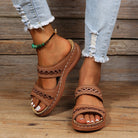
left=0, top=18, right=138, bottom=39
left=0, top=0, right=138, bottom=19
left=0, top=81, right=138, bottom=138
left=0, top=55, right=137, bottom=81
left=0, top=40, right=138, bottom=55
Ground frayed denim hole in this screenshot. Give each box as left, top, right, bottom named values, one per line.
left=14, top=5, right=31, bottom=31
left=88, top=33, right=97, bottom=57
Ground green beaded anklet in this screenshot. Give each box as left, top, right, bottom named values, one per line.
left=32, top=29, right=57, bottom=49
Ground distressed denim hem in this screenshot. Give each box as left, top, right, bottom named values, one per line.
left=82, top=50, right=109, bottom=63
left=13, top=4, right=55, bottom=32
left=24, top=16, right=55, bottom=31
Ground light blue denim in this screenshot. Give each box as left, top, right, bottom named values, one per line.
left=12, top=0, right=121, bottom=63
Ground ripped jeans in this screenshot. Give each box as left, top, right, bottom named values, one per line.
left=12, top=0, right=121, bottom=63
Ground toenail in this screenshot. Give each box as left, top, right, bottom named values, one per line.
left=91, top=120, right=94, bottom=123
left=87, top=120, right=90, bottom=123
left=96, top=119, right=99, bottom=122
left=80, top=118, right=84, bottom=120
left=35, top=105, right=41, bottom=111
left=31, top=102, right=33, bottom=106
left=33, top=104, right=35, bottom=108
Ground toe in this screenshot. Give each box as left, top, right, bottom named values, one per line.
left=32, top=96, right=36, bottom=104
left=31, top=99, right=33, bottom=106
left=36, top=102, right=46, bottom=112
left=35, top=105, right=41, bottom=112
left=76, top=114, right=85, bottom=124
left=95, top=114, right=101, bottom=123
left=31, top=96, right=36, bottom=107
left=31, top=98, right=33, bottom=102
left=90, top=114, right=95, bottom=123
left=85, top=113, right=91, bottom=124
left=33, top=97, right=39, bottom=108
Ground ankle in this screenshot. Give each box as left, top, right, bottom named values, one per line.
left=79, top=57, right=101, bottom=86
left=36, top=34, right=71, bottom=66
left=36, top=34, right=57, bottom=53
left=79, top=72, right=101, bottom=86
left=29, top=24, right=54, bottom=45
left=36, top=34, right=71, bottom=54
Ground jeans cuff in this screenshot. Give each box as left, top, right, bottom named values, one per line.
left=13, top=4, right=55, bottom=32
left=24, top=16, right=55, bottom=31
left=82, top=50, right=109, bottom=63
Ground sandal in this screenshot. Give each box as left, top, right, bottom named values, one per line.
left=72, top=85, right=106, bottom=131
left=31, top=39, right=81, bottom=117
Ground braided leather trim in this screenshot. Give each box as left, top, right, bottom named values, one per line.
left=32, top=88, right=53, bottom=100
left=75, top=87, right=103, bottom=101
left=73, top=107, right=105, bottom=115
left=75, top=87, right=102, bottom=95
left=37, top=68, right=62, bottom=75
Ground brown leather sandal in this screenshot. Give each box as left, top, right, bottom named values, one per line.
left=72, top=85, right=106, bottom=131
left=31, top=39, right=81, bottom=117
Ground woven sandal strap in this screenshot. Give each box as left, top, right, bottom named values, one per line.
left=37, top=65, right=64, bottom=79
left=37, top=40, right=74, bottom=79
left=30, top=84, right=55, bottom=106
left=75, top=86, right=103, bottom=102
left=73, top=105, right=105, bottom=120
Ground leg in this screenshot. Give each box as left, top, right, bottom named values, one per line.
left=30, top=25, right=71, bottom=112
left=74, top=0, right=121, bottom=126
left=12, top=0, right=72, bottom=112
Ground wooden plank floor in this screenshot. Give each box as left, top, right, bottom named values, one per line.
left=0, top=81, right=138, bottom=138
left=0, top=0, right=138, bottom=137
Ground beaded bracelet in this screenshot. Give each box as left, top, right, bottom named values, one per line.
left=32, top=29, right=57, bottom=49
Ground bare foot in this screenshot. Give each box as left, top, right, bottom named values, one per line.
left=30, top=25, right=71, bottom=112
left=75, top=57, right=104, bottom=124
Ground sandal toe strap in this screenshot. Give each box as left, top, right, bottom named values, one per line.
left=75, top=86, right=103, bottom=102
left=30, top=84, right=55, bottom=106
left=73, top=105, right=106, bottom=121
